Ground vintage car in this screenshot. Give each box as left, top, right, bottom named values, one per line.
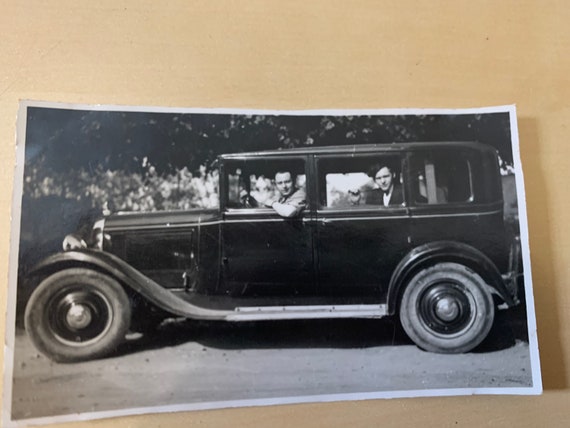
left=24, top=142, right=521, bottom=362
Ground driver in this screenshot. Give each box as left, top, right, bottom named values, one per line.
left=249, top=171, right=306, bottom=218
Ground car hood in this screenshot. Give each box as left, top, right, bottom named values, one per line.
left=103, top=209, right=220, bottom=232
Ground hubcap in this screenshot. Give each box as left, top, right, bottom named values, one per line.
left=65, top=304, right=93, bottom=329
left=435, top=297, right=460, bottom=322
left=418, top=281, right=474, bottom=336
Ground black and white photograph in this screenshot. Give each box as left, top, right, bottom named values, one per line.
left=3, top=102, right=541, bottom=426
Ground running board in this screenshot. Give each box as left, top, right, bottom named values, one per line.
left=225, top=304, right=388, bottom=321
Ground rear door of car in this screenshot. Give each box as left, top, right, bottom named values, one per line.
left=406, top=146, right=507, bottom=267
left=313, top=151, right=411, bottom=303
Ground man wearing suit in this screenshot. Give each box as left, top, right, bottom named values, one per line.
left=365, top=163, right=404, bottom=207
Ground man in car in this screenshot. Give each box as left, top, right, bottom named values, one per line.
left=365, top=163, right=404, bottom=207
left=259, top=170, right=306, bottom=217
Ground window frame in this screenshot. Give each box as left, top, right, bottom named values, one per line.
left=221, top=155, right=309, bottom=215
left=315, top=153, right=407, bottom=212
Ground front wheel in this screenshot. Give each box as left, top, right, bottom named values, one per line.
left=399, top=262, right=495, bottom=354
left=25, top=268, right=131, bottom=362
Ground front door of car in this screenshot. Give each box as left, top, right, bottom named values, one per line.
left=219, top=156, right=315, bottom=301
left=314, top=153, right=411, bottom=303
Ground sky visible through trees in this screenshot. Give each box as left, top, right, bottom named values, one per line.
left=25, top=107, right=513, bottom=176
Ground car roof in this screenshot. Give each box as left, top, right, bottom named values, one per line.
left=219, top=141, right=495, bottom=159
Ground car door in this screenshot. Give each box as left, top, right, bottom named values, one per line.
left=219, top=156, right=316, bottom=300
left=407, top=147, right=508, bottom=265
left=314, top=152, right=411, bottom=303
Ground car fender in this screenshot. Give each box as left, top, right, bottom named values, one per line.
left=386, top=241, right=516, bottom=315
left=28, top=250, right=229, bottom=320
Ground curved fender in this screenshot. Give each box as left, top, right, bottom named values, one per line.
left=29, top=250, right=231, bottom=320
left=386, top=241, right=516, bottom=315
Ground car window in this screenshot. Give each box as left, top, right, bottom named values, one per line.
left=317, top=155, right=404, bottom=209
left=410, top=152, right=474, bottom=205
left=225, top=158, right=306, bottom=210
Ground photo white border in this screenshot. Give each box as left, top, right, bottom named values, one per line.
left=3, top=101, right=542, bottom=427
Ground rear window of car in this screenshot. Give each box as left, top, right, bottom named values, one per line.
left=409, top=151, right=474, bottom=205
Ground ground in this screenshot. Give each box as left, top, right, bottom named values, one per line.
left=9, top=310, right=533, bottom=422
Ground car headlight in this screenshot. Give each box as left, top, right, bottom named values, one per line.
left=92, top=218, right=108, bottom=250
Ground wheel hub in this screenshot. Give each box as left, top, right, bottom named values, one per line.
left=435, top=297, right=460, bottom=321
left=65, top=303, right=93, bottom=330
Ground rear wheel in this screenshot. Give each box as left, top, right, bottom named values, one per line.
left=25, top=268, right=131, bottom=362
left=399, top=262, right=495, bottom=354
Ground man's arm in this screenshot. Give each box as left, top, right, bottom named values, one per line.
left=268, top=200, right=303, bottom=218
left=266, top=189, right=306, bottom=218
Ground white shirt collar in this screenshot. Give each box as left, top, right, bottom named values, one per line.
left=383, top=187, right=393, bottom=206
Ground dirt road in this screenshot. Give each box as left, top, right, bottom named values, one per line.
left=9, top=312, right=533, bottom=422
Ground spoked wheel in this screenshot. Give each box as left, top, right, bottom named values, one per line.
left=25, top=268, right=131, bottom=362
left=399, top=262, right=495, bottom=354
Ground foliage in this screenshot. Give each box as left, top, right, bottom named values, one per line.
left=24, top=162, right=219, bottom=214
left=25, top=109, right=514, bottom=175
left=22, top=109, right=514, bottom=213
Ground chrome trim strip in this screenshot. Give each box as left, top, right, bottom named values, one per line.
left=314, top=210, right=501, bottom=222
left=235, top=304, right=385, bottom=313
left=106, top=217, right=308, bottom=231
left=226, top=304, right=388, bottom=321
left=405, top=209, right=502, bottom=219
left=316, top=215, right=410, bottom=221
left=224, top=218, right=307, bottom=224
left=105, top=223, right=211, bottom=232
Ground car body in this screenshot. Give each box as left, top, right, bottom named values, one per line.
left=25, top=142, right=521, bottom=362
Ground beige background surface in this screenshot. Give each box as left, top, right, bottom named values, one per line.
left=1, top=1, right=568, bottom=426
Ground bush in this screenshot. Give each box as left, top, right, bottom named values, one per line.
left=23, top=165, right=220, bottom=214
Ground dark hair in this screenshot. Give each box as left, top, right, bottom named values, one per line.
left=367, top=163, right=394, bottom=179
left=274, top=170, right=296, bottom=182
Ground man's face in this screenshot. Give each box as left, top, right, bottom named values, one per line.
left=374, top=167, right=393, bottom=192
left=275, top=172, right=294, bottom=197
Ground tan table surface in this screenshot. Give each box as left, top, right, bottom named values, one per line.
left=1, top=1, right=568, bottom=426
